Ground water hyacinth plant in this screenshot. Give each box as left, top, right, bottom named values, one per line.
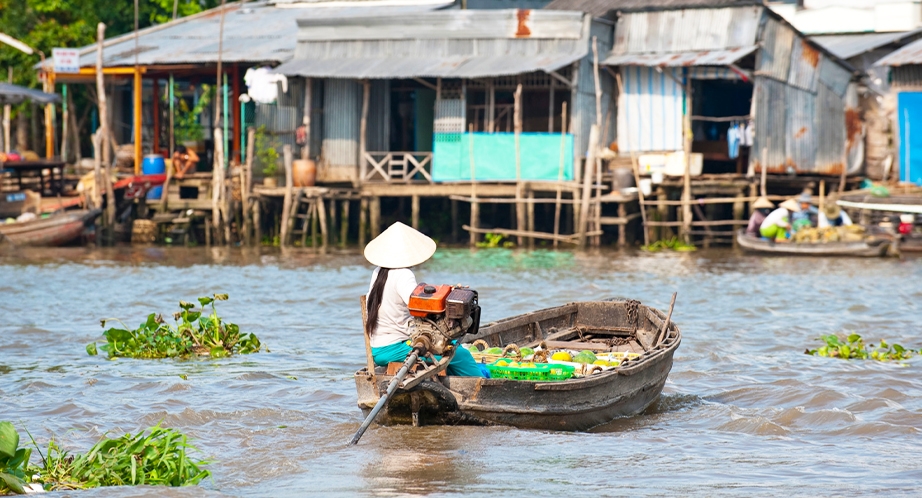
left=805, top=333, right=918, bottom=361
left=39, top=424, right=210, bottom=491
left=87, top=294, right=263, bottom=359
left=0, top=422, right=32, bottom=495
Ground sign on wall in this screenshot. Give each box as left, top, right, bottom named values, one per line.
left=52, top=48, right=80, bottom=74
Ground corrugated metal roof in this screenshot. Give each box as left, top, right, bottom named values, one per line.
left=604, top=45, right=756, bottom=66
left=611, top=6, right=762, bottom=55
left=811, top=28, right=922, bottom=60
left=544, top=0, right=761, bottom=17
left=60, top=1, right=452, bottom=69
left=276, top=9, right=590, bottom=78
left=877, top=36, right=922, bottom=66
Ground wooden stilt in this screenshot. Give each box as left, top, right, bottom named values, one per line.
left=578, top=125, right=600, bottom=248
left=468, top=124, right=479, bottom=245
left=311, top=198, right=318, bottom=250
left=341, top=199, right=350, bottom=248
left=681, top=75, right=693, bottom=243
left=526, top=186, right=535, bottom=249
left=330, top=197, right=338, bottom=246
left=617, top=201, right=627, bottom=247
left=370, top=196, right=380, bottom=238
left=470, top=201, right=480, bottom=246
left=514, top=83, right=525, bottom=247
left=243, top=126, right=255, bottom=244
left=359, top=197, right=369, bottom=247
left=553, top=101, right=568, bottom=248
left=411, top=194, right=420, bottom=229
left=318, top=193, right=329, bottom=251
left=451, top=199, right=459, bottom=243
left=280, top=145, right=294, bottom=246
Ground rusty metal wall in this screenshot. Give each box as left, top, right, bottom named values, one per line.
left=322, top=78, right=361, bottom=174
left=785, top=84, right=816, bottom=171
left=815, top=82, right=847, bottom=174
left=787, top=38, right=820, bottom=93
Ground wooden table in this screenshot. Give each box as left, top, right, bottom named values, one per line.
left=1, top=160, right=66, bottom=196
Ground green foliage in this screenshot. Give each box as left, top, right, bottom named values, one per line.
left=88, top=293, right=263, bottom=359
left=254, top=126, right=281, bottom=177
left=38, top=424, right=210, bottom=491
left=476, top=233, right=515, bottom=248
left=0, top=422, right=32, bottom=495
left=642, top=237, right=697, bottom=252
left=805, top=333, right=918, bottom=362
left=170, top=84, right=213, bottom=143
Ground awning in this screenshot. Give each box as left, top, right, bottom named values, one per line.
left=275, top=52, right=586, bottom=79
left=603, top=46, right=757, bottom=67
left=0, top=83, right=61, bottom=105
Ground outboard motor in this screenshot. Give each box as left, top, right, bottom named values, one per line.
left=407, top=283, right=481, bottom=357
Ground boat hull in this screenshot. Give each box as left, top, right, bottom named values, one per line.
left=355, top=299, right=681, bottom=432
left=0, top=209, right=100, bottom=246
left=736, top=230, right=890, bottom=257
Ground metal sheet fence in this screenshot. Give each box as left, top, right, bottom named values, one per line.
left=617, top=66, right=684, bottom=153
left=322, top=78, right=361, bottom=169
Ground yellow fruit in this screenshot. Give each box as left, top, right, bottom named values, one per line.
left=551, top=351, right=572, bottom=362
left=495, top=360, right=509, bottom=367
left=593, top=360, right=608, bottom=366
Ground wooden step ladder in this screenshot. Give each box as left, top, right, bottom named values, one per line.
left=286, top=189, right=328, bottom=248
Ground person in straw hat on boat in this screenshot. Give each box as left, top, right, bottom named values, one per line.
left=759, top=198, right=802, bottom=242
left=817, top=196, right=853, bottom=228
left=364, top=222, right=486, bottom=377
left=746, top=197, right=775, bottom=238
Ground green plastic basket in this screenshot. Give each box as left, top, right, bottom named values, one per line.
left=487, top=360, right=575, bottom=381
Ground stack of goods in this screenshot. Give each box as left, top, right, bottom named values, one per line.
left=792, top=225, right=866, bottom=243
left=463, top=341, right=643, bottom=382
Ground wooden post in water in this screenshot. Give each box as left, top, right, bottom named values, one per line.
left=526, top=185, right=535, bottom=249
left=242, top=126, right=255, bottom=244
left=411, top=194, right=420, bottom=229
left=681, top=74, right=693, bottom=243
left=370, top=197, right=381, bottom=238
left=359, top=197, right=368, bottom=247
left=95, top=23, right=115, bottom=233
left=329, top=198, right=338, bottom=246
left=341, top=200, right=350, bottom=248
left=451, top=199, right=459, bottom=242
left=92, top=132, right=102, bottom=210
left=252, top=198, right=261, bottom=245
left=578, top=125, right=599, bottom=248
left=359, top=80, right=370, bottom=183
left=468, top=124, right=479, bottom=246
left=318, top=193, right=328, bottom=251
left=553, top=102, right=568, bottom=248
left=212, top=128, right=225, bottom=245
left=514, top=83, right=525, bottom=247
left=280, top=145, right=294, bottom=246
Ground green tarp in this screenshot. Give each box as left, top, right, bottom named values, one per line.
left=432, top=132, right=574, bottom=182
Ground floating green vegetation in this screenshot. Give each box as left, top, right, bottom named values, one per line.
left=805, top=333, right=918, bottom=361
left=641, top=237, right=697, bottom=252
left=87, top=294, right=263, bottom=359
left=0, top=422, right=32, bottom=495
left=0, top=422, right=210, bottom=494
left=476, top=233, right=515, bottom=249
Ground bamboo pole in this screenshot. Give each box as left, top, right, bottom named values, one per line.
left=280, top=144, right=294, bottom=246
left=514, top=83, right=525, bottom=246
left=614, top=71, right=649, bottom=247
left=592, top=36, right=602, bottom=129
left=819, top=179, right=826, bottom=217
left=468, top=123, right=479, bottom=246
left=553, top=101, right=568, bottom=248
left=578, top=124, right=599, bottom=248
left=61, top=84, right=69, bottom=162
left=3, top=67, right=10, bottom=153
left=681, top=74, right=693, bottom=243
left=212, top=128, right=225, bottom=244
left=317, top=194, right=328, bottom=251
left=96, top=23, right=115, bottom=232
left=359, top=80, right=370, bottom=182
left=92, top=132, right=102, bottom=210
left=302, top=78, right=312, bottom=160
left=591, top=35, right=603, bottom=247
left=242, top=126, right=255, bottom=244
left=411, top=195, right=420, bottom=229
left=168, top=73, right=174, bottom=156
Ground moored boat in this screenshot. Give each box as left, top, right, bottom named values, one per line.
left=354, top=298, right=681, bottom=432
left=736, top=229, right=890, bottom=257
left=0, top=209, right=101, bottom=246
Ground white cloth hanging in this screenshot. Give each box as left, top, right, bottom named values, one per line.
left=244, top=67, right=288, bottom=104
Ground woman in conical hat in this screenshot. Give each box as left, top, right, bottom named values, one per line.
left=759, top=198, right=801, bottom=242
left=364, top=222, right=485, bottom=377
left=745, top=197, right=775, bottom=238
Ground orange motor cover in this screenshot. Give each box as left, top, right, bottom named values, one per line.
left=408, top=283, right=452, bottom=317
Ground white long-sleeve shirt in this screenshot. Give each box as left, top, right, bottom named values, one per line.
left=367, top=267, right=418, bottom=348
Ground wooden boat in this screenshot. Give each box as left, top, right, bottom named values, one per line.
left=0, top=209, right=100, bottom=246
left=736, top=229, right=890, bottom=257
left=353, top=299, right=681, bottom=432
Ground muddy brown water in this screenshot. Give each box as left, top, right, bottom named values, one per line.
left=1, top=247, right=921, bottom=496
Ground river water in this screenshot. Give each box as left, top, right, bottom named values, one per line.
left=1, top=247, right=920, bottom=497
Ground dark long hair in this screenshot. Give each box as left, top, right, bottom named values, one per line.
left=365, top=268, right=390, bottom=336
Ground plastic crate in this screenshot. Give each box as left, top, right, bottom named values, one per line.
left=487, top=360, right=575, bottom=382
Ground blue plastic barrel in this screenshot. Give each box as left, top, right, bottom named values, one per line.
left=142, top=154, right=166, bottom=175
left=147, top=186, right=164, bottom=200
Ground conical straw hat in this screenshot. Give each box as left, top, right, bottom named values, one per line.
left=364, top=221, right=436, bottom=269
left=752, top=197, right=774, bottom=210
left=780, top=198, right=801, bottom=213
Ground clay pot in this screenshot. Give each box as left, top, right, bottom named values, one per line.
left=292, top=159, right=316, bottom=187
left=263, top=176, right=278, bottom=188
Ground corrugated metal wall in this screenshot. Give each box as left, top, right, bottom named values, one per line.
left=571, top=19, right=614, bottom=166
left=367, top=80, right=390, bottom=151
left=611, top=6, right=762, bottom=55
left=617, top=66, right=684, bottom=153
left=751, top=14, right=853, bottom=175
left=322, top=78, right=361, bottom=174
left=892, top=66, right=922, bottom=89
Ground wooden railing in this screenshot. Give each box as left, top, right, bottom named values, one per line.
left=362, top=152, right=433, bottom=183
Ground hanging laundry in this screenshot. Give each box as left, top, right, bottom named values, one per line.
left=742, top=121, right=754, bottom=147
left=244, top=67, right=288, bottom=104
left=727, top=122, right=740, bottom=159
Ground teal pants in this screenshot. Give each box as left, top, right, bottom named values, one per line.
left=371, top=341, right=486, bottom=377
